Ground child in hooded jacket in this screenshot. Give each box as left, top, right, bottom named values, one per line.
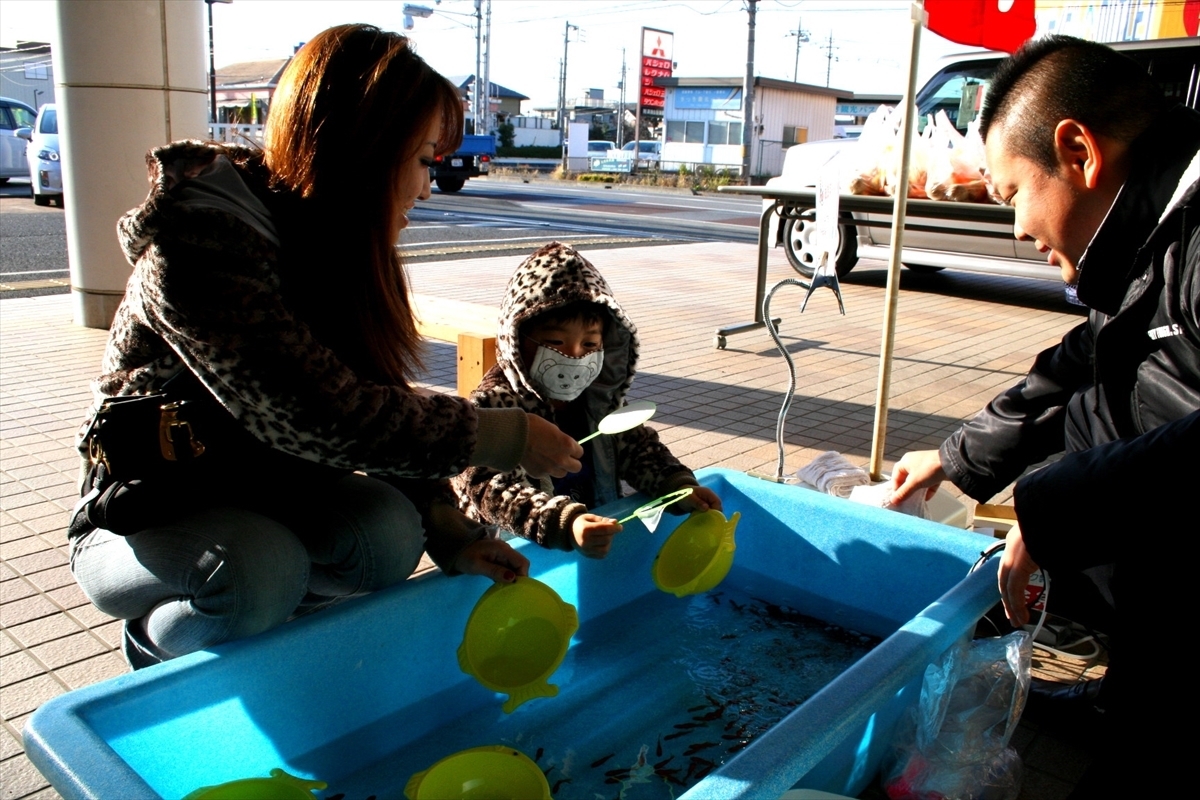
left=453, top=242, right=721, bottom=558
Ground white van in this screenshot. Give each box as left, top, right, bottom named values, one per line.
left=769, top=38, right=1200, bottom=280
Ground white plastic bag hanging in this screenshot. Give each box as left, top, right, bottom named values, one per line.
left=883, top=631, right=1032, bottom=800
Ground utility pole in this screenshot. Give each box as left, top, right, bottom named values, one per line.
left=559, top=21, right=578, bottom=168
left=482, top=0, right=492, bottom=136
left=473, top=0, right=483, bottom=133
left=740, top=0, right=757, bottom=182
left=788, top=17, right=809, bottom=83
left=822, top=31, right=838, bottom=87
left=617, top=48, right=626, bottom=148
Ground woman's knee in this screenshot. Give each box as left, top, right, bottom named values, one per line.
left=305, top=475, right=426, bottom=593
left=71, top=508, right=311, bottom=630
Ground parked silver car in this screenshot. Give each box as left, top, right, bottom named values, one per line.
left=769, top=38, right=1200, bottom=281
left=16, top=103, right=61, bottom=206
left=0, top=96, right=37, bottom=183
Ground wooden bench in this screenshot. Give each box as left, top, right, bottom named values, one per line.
left=411, top=293, right=499, bottom=397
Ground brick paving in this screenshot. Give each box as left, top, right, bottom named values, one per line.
left=1, top=242, right=1102, bottom=798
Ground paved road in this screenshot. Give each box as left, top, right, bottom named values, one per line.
left=0, top=176, right=761, bottom=298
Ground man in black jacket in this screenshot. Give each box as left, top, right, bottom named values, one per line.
left=889, top=33, right=1198, bottom=770
left=891, top=35, right=1199, bottom=509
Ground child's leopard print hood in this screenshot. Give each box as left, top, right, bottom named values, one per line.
left=494, top=242, right=639, bottom=416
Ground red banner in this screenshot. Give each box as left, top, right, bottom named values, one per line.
left=640, top=55, right=671, bottom=108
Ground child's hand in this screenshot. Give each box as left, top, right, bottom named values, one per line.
left=453, top=538, right=530, bottom=583
left=572, top=514, right=623, bottom=559
left=669, top=485, right=723, bottom=515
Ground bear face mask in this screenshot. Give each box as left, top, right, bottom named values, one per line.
left=529, top=345, right=604, bottom=402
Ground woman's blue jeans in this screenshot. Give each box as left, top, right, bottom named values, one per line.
left=69, top=473, right=424, bottom=668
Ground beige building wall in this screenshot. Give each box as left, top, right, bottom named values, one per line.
left=753, top=88, right=837, bottom=177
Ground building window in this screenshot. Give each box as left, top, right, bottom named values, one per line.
left=666, top=120, right=706, bottom=143
left=707, top=120, right=743, bottom=145
left=782, top=126, right=808, bottom=147
left=23, top=63, right=49, bottom=80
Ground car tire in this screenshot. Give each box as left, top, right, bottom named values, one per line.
left=783, top=212, right=858, bottom=279
left=435, top=177, right=465, bottom=193
left=33, top=194, right=50, bottom=206
left=903, top=264, right=944, bottom=274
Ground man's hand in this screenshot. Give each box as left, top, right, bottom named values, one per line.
left=668, top=485, right=723, bottom=515
left=889, top=450, right=948, bottom=505
left=453, top=538, right=530, bottom=583
left=572, top=514, right=622, bottom=559
left=521, top=414, right=583, bottom=478
left=997, top=522, right=1040, bottom=628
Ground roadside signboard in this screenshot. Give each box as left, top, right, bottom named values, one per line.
left=635, top=27, right=673, bottom=157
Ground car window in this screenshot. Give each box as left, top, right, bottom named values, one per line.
left=38, top=108, right=57, bottom=134
left=1135, top=46, right=1200, bottom=109
left=914, top=44, right=1199, bottom=136
left=0, top=105, right=14, bottom=130
left=11, top=104, right=36, bottom=129
left=915, top=62, right=997, bottom=132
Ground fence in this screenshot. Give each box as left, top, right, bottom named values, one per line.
left=209, top=123, right=265, bottom=146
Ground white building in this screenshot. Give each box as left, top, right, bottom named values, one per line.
left=656, top=76, right=847, bottom=177
left=0, top=41, right=55, bottom=111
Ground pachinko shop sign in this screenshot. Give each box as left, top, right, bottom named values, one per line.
left=640, top=27, right=673, bottom=109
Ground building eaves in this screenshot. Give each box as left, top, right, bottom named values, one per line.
left=653, top=75, right=850, bottom=98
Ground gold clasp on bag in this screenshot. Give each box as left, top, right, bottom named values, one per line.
left=88, top=435, right=110, bottom=471
left=159, top=402, right=206, bottom=461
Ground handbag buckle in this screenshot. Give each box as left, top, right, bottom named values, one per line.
left=159, top=401, right=206, bottom=461
left=88, top=435, right=110, bottom=471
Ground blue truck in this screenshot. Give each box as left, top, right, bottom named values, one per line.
left=430, top=133, right=495, bottom=193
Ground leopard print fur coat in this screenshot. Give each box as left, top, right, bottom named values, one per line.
left=90, top=140, right=482, bottom=482
left=453, top=242, right=697, bottom=552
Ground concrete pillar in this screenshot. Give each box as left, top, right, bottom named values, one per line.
left=53, top=0, right=208, bottom=328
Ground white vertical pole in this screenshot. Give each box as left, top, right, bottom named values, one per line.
left=868, top=0, right=924, bottom=481
left=483, top=0, right=492, bottom=136
left=54, top=0, right=207, bottom=329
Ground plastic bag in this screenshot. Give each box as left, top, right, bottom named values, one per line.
left=925, top=112, right=991, bottom=204
left=883, top=630, right=1031, bottom=800
left=845, top=105, right=897, bottom=196
left=884, top=114, right=933, bottom=200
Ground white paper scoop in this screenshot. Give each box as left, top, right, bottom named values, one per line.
left=576, top=400, right=657, bottom=444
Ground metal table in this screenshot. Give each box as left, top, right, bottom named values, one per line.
left=713, top=186, right=1016, bottom=348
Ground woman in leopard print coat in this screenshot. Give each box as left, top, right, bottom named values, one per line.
left=68, top=26, right=581, bottom=668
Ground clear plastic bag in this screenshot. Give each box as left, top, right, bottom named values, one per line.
left=883, top=630, right=1031, bottom=800
left=924, top=111, right=991, bottom=204
left=884, top=115, right=933, bottom=200
left=845, top=105, right=897, bottom=196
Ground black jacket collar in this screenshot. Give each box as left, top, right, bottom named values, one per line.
left=1076, top=105, right=1200, bottom=316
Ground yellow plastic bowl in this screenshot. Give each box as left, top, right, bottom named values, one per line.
left=652, top=510, right=741, bottom=597
left=405, top=746, right=551, bottom=800
left=183, top=769, right=326, bottom=800
left=457, top=577, right=579, bottom=713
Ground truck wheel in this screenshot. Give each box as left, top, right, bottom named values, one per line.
left=783, top=212, right=858, bottom=279
left=435, top=177, right=465, bottom=193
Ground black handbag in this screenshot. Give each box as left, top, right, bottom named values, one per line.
left=70, top=372, right=228, bottom=537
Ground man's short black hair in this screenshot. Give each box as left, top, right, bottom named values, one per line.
left=980, top=35, right=1166, bottom=171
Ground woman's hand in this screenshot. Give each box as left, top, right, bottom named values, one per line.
left=572, top=514, right=622, bottom=559
left=521, top=413, right=583, bottom=478
left=997, top=522, right=1039, bottom=628
left=453, top=538, right=530, bottom=583
left=669, top=486, right=723, bottom=515
left=888, top=450, right=947, bottom=504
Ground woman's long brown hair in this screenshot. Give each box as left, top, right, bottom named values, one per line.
left=263, top=25, right=463, bottom=384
